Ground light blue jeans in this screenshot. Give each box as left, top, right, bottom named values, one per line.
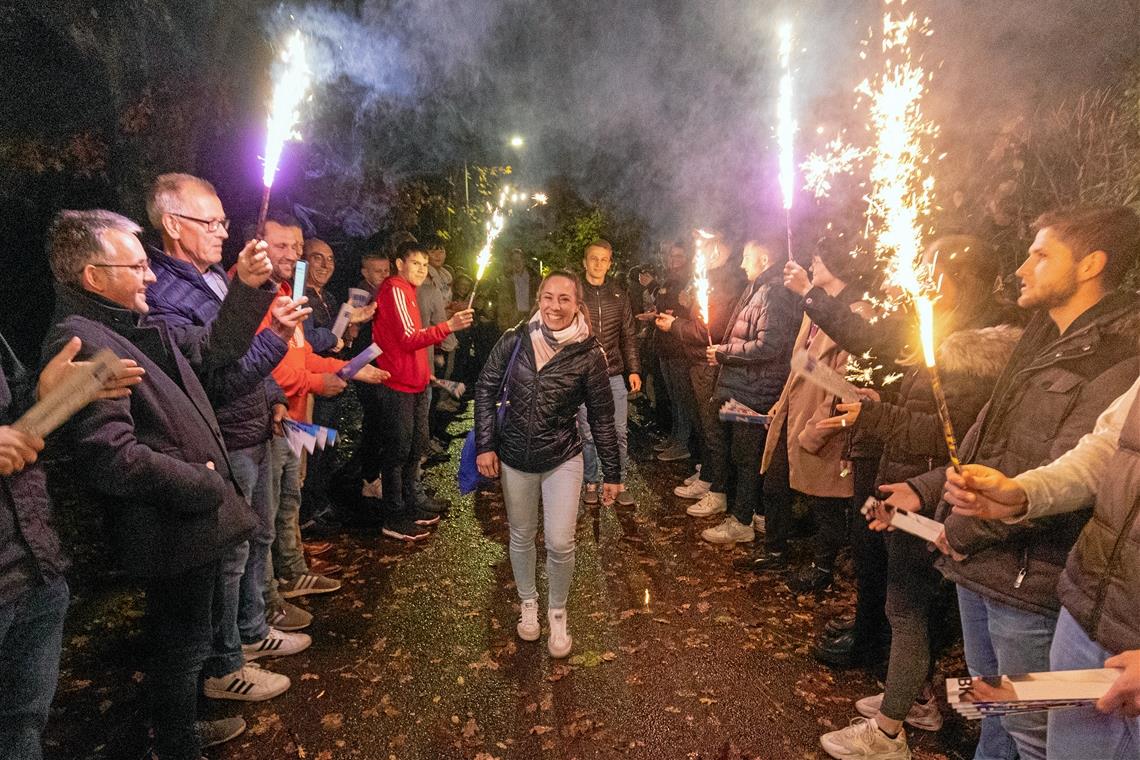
left=577, top=374, right=628, bottom=484
left=269, top=436, right=308, bottom=585
left=1048, top=607, right=1140, bottom=760
left=501, top=455, right=583, bottom=610
left=958, top=586, right=1057, bottom=760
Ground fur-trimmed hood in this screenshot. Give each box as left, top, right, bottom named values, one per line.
left=939, top=324, right=1023, bottom=378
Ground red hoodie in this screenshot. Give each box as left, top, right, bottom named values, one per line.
left=372, top=275, right=451, bottom=393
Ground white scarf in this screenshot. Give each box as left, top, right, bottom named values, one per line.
left=528, top=310, right=589, bottom=370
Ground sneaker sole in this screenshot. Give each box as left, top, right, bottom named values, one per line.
left=701, top=531, right=754, bottom=544
left=381, top=527, right=431, bottom=542
left=269, top=618, right=312, bottom=632
left=673, top=487, right=709, bottom=498
left=203, top=680, right=290, bottom=702
left=242, top=640, right=312, bottom=661
left=517, top=625, right=541, bottom=642
left=414, top=515, right=441, bottom=526
left=279, top=585, right=341, bottom=599
left=548, top=637, right=573, bottom=658
left=686, top=505, right=727, bottom=517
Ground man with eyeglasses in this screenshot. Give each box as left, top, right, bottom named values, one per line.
left=145, top=174, right=313, bottom=712
left=42, top=208, right=305, bottom=759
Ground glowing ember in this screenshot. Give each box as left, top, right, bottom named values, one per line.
left=916, top=295, right=936, bottom=367
left=801, top=138, right=867, bottom=198
left=777, top=23, right=796, bottom=212
left=531, top=192, right=548, bottom=206
left=262, top=31, right=311, bottom=189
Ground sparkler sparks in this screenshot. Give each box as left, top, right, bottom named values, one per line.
left=257, top=30, right=311, bottom=235
left=467, top=206, right=506, bottom=308
left=693, top=230, right=714, bottom=345
left=801, top=139, right=868, bottom=199
left=777, top=23, right=796, bottom=213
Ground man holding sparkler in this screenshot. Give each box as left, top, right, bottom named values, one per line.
left=577, top=239, right=641, bottom=507
left=889, top=208, right=1140, bottom=760
left=373, top=241, right=474, bottom=541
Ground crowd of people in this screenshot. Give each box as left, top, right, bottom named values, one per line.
left=0, top=172, right=1138, bottom=760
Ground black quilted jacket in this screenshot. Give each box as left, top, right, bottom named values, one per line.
left=474, top=325, right=620, bottom=481
left=581, top=278, right=641, bottom=377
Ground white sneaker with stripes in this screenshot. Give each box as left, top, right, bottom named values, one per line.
left=242, top=627, right=312, bottom=661
left=203, top=663, right=290, bottom=702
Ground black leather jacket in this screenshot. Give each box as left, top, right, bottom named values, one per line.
left=582, top=278, right=640, bottom=378
left=474, top=326, right=620, bottom=481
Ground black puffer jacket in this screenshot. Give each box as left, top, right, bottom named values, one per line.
left=582, top=278, right=641, bottom=377
left=908, top=292, right=1140, bottom=615
left=713, top=265, right=803, bottom=412
left=475, top=325, right=620, bottom=482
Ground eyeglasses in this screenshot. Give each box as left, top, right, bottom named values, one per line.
left=89, top=262, right=152, bottom=275
left=171, top=213, right=230, bottom=233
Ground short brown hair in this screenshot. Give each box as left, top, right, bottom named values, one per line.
left=1035, top=206, right=1140, bottom=289
left=48, top=209, right=141, bottom=286
left=585, top=239, right=613, bottom=255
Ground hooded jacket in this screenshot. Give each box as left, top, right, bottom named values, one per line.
left=43, top=280, right=273, bottom=578
left=908, top=292, right=1140, bottom=615
left=474, top=324, right=619, bottom=481
left=373, top=274, right=452, bottom=394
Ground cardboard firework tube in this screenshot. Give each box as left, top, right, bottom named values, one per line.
left=337, top=342, right=382, bottom=380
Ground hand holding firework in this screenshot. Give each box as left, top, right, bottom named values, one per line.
left=447, top=308, right=475, bottom=333
left=234, top=239, right=273, bottom=288
left=782, top=260, right=812, bottom=296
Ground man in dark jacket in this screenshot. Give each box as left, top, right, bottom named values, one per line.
left=145, top=173, right=312, bottom=703
left=943, top=372, right=1140, bottom=760
left=888, top=206, right=1140, bottom=760
left=43, top=209, right=297, bottom=759
left=693, top=242, right=802, bottom=542
left=0, top=331, right=140, bottom=759
left=577, top=240, right=641, bottom=506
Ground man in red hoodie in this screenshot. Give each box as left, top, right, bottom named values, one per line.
left=373, top=240, right=473, bottom=540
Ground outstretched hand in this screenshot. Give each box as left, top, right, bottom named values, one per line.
left=38, top=336, right=144, bottom=401
left=943, top=465, right=1029, bottom=521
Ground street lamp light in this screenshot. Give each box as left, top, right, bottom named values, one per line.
left=508, top=134, right=525, bottom=149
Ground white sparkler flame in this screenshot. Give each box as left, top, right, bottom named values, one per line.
left=693, top=229, right=714, bottom=330
left=777, top=23, right=796, bottom=211
left=262, top=31, right=311, bottom=189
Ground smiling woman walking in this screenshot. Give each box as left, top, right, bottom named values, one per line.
left=474, top=271, right=620, bottom=658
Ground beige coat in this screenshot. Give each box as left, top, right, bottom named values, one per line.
left=761, top=301, right=871, bottom=498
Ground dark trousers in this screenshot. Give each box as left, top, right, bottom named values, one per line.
left=647, top=346, right=673, bottom=433
left=690, top=366, right=722, bottom=484
left=880, top=534, right=944, bottom=720
left=761, top=421, right=849, bottom=568
left=851, top=460, right=890, bottom=654
left=725, top=420, right=767, bottom=525
left=144, top=562, right=219, bottom=760
left=377, top=384, right=430, bottom=517
left=354, top=381, right=384, bottom=482
left=0, top=577, right=68, bottom=760
left=301, top=395, right=339, bottom=521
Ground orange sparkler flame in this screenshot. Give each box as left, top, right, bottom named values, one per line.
left=693, top=229, right=714, bottom=340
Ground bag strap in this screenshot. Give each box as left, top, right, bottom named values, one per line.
left=497, top=333, right=524, bottom=406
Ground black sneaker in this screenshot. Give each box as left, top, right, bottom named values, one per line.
left=415, top=494, right=449, bottom=514
left=381, top=517, right=432, bottom=541
left=824, top=613, right=856, bottom=636
left=786, top=564, right=834, bottom=593
left=733, top=551, right=787, bottom=574
left=197, top=716, right=247, bottom=748
left=812, top=628, right=858, bottom=668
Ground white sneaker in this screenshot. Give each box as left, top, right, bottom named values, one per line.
left=674, top=478, right=711, bottom=499
left=686, top=491, right=727, bottom=517
left=855, top=693, right=943, bottom=732
left=820, top=717, right=910, bottom=759
left=683, top=465, right=703, bottom=486
left=752, top=514, right=766, bottom=534
left=361, top=478, right=382, bottom=499
left=242, top=628, right=312, bottom=661
left=701, top=516, right=755, bottom=544
left=547, top=608, right=572, bottom=658
left=517, top=599, right=540, bottom=642
left=203, top=663, right=290, bottom=702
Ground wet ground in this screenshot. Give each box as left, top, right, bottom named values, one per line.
left=45, top=409, right=978, bottom=760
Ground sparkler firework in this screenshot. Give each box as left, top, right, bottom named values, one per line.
left=777, top=23, right=796, bottom=263
left=693, top=230, right=714, bottom=345
left=467, top=206, right=506, bottom=309
left=257, top=31, right=311, bottom=237
left=801, top=138, right=868, bottom=199
left=860, top=1, right=960, bottom=471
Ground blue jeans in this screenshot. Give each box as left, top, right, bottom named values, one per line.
left=958, top=586, right=1057, bottom=760
left=202, top=541, right=248, bottom=678
left=577, top=374, right=628, bottom=484
left=269, top=435, right=308, bottom=583
left=229, top=442, right=273, bottom=641
left=0, top=577, right=68, bottom=760
left=1049, top=607, right=1140, bottom=760
left=501, top=455, right=583, bottom=610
